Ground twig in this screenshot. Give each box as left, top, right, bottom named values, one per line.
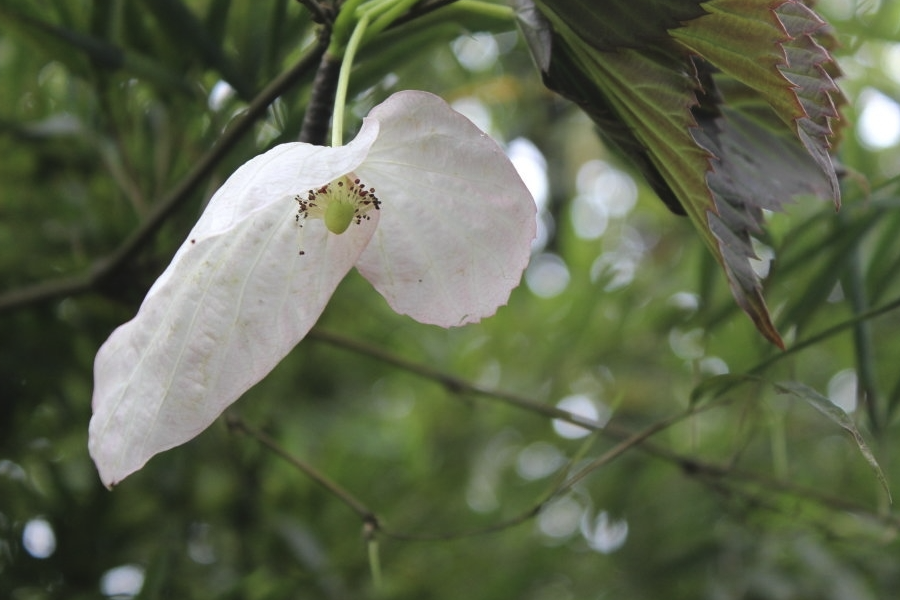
left=226, top=364, right=900, bottom=545
left=224, top=398, right=693, bottom=543
left=307, top=327, right=900, bottom=529
left=294, top=0, right=333, bottom=25
left=748, top=292, right=900, bottom=377
left=226, top=413, right=378, bottom=525
left=0, top=35, right=329, bottom=315
left=557, top=411, right=688, bottom=493
left=306, top=328, right=607, bottom=431
left=380, top=413, right=693, bottom=542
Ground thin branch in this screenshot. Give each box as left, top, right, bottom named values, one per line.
left=380, top=413, right=693, bottom=542
left=297, top=0, right=465, bottom=146
left=633, top=433, right=900, bottom=526
left=306, top=328, right=606, bottom=431
left=224, top=398, right=696, bottom=543
left=226, top=413, right=378, bottom=525
left=226, top=359, right=900, bottom=546
left=294, top=0, right=333, bottom=25
left=0, top=35, right=329, bottom=315
left=557, top=410, right=689, bottom=493
left=307, top=327, right=900, bottom=529
left=748, top=292, right=900, bottom=376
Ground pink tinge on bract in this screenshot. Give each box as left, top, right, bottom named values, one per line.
left=355, top=91, right=537, bottom=326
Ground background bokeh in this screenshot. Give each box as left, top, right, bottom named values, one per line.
left=3, top=1, right=900, bottom=598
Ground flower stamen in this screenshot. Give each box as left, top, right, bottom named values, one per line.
left=295, top=174, right=381, bottom=235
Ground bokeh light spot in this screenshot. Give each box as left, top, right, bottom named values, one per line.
left=581, top=510, right=629, bottom=554
left=22, top=518, right=55, bottom=559
left=538, top=496, right=582, bottom=541
left=508, top=137, right=549, bottom=211
left=451, top=33, right=499, bottom=72
left=827, top=369, right=858, bottom=414
left=553, top=394, right=610, bottom=439
left=857, top=88, right=900, bottom=150
left=100, top=564, right=145, bottom=598
left=516, top=441, right=566, bottom=481
left=526, top=253, right=570, bottom=298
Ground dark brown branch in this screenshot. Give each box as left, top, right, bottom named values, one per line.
left=0, top=35, right=329, bottom=315
left=294, top=0, right=333, bottom=25
left=298, top=53, right=342, bottom=144
left=297, top=0, right=471, bottom=145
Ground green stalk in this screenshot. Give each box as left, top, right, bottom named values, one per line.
left=368, top=537, right=383, bottom=590
left=838, top=207, right=881, bottom=433
left=363, top=0, right=420, bottom=39
left=331, top=15, right=370, bottom=147
left=329, top=0, right=368, bottom=55
left=451, top=0, right=514, bottom=20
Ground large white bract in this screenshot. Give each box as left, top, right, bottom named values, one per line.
left=89, top=91, right=537, bottom=487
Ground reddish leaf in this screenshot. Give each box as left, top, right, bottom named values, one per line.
left=518, top=0, right=845, bottom=347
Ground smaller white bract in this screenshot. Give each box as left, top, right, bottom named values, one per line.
left=89, top=91, right=537, bottom=487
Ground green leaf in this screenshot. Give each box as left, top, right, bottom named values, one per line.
left=139, top=0, right=254, bottom=100
left=517, top=0, right=845, bottom=348
left=532, top=0, right=708, bottom=51
left=775, top=381, right=891, bottom=504
left=0, top=1, right=193, bottom=95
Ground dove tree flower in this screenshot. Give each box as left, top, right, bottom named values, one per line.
left=89, top=90, right=536, bottom=487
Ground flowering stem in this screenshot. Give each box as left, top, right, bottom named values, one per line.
left=449, top=0, right=514, bottom=20
left=361, top=0, right=421, bottom=38
left=327, top=0, right=514, bottom=147
left=331, top=14, right=369, bottom=147
left=328, top=0, right=435, bottom=146
left=367, top=535, right=383, bottom=590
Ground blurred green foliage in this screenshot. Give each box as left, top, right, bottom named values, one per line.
left=2, top=1, right=900, bottom=598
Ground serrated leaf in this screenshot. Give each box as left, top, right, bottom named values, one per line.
left=517, top=4, right=707, bottom=216
left=533, top=0, right=708, bottom=51
left=671, top=0, right=803, bottom=130
left=691, top=78, right=840, bottom=345
left=675, top=1, right=843, bottom=199
left=517, top=0, right=844, bottom=347
left=776, top=381, right=891, bottom=503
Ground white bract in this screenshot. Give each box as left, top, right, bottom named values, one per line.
left=89, top=91, right=536, bottom=487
